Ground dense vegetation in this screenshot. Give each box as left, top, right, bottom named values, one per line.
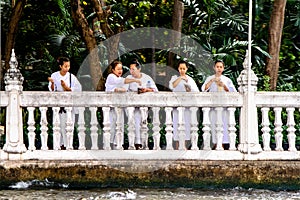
left=1, top=0, right=300, bottom=148
left=1, top=0, right=299, bottom=91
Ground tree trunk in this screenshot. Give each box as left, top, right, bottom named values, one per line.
left=70, top=0, right=104, bottom=90
left=91, top=0, right=119, bottom=64
left=1, top=0, right=27, bottom=90
left=266, top=0, right=287, bottom=91
left=166, top=0, right=184, bottom=88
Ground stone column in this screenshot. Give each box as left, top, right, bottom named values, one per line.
left=3, top=49, right=27, bottom=155
left=237, top=51, right=262, bottom=154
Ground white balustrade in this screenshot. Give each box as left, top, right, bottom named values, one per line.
left=261, top=107, right=271, bottom=151
left=27, top=107, right=36, bottom=151
left=202, top=107, right=211, bottom=150
left=89, top=107, right=99, bottom=150
left=228, top=107, right=237, bottom=151
left=190, top=107, right=199, bottom=150
left=77, top=107, right=86, bottom=150
left=126, top=107, right=135, bottom=150
left=152, top=107, right=161, bottom=150
left=286, top=108, right=296, bottom=151
left=274, top=107, right=283, bottom=151
left=40, top=107, right=48, bottom=150
left=140, top=107, right=149, bottom=149
left=52, top=107, right=61, bottom=150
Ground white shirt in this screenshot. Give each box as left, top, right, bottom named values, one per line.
left=169, top=75, right=199, bottom=92
left=105, top=73, right=127, bottom=92
left=126, top=73, right=158, bottom=92
left=201, top=75, right=236, bottom=92
left=48, top=71, right=82, bottom=92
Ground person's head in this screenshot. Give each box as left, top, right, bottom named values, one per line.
left=110, top=60, right=123, bottom=77
left=213, top=60, right=225, bottom=76
left=177, top=60, right=188, bottom=76
left=57, top=57, right=70, bottom=75
left=129, top=59, right=142, bottom=78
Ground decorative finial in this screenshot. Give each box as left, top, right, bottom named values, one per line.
left=4, top=49, right=24, bottom=91
left=243, top=50, right=249, bottom=70
left=9, top=49, right=18, bottom=69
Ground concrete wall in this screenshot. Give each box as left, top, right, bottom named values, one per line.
left=1, top=160, right=299, bottom=190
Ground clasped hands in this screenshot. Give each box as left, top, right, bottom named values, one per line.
left=48, top=77, right=70, bottom=91
left=211, top=77, right=225, bottom=87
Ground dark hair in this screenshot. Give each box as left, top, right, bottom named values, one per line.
left=109, top=60, right=122, bottom=73
left=129, top=58, right=141, bottom=69
left=214, top=59, right=225, bottom=66
left=177, top=60, right=188, bottom=68
left=57, top=57, right=70, bottom=66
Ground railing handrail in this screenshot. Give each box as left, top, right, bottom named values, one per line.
left=256, top=91, right=300, bottom=107
left=16, top=91, right=244, bottom=108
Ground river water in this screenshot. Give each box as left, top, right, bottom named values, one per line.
left=0, top=180, right=299, bottom=200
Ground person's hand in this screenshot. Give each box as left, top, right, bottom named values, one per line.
left=181, top=76, right=188, bottom=82
left=48, top=77, right=54, bottom=83
left=61, top=80, right=71, bottom=91
left=216, top=79, right=224, bottom=87
left=115, top=88, right=126, bottom=92
left=136, top=79, right=142, bottom=85
left=138, top=87, right=154, bottom=94
left=184, top=84, right=191, bottom=92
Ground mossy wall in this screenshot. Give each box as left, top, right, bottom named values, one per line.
left=0, top=160, right=299, bottom=190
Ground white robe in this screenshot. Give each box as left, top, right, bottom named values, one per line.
left=126, top=73, right=158, bottom=144
left=48, top=71, right=82, bottom=146
left=105, top=73, right=127, bottom=146
left=201, top=75, right=237, bottom=144
left=169, top=75, right=199, bottom=141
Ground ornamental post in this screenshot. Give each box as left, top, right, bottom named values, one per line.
left=237, top=51, right=262, bottom=154
left=3, top=49, right=27, bottom=156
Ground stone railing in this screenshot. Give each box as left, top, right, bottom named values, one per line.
left=0, top=50, right=299, bottom=161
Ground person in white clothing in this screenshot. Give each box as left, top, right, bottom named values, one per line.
left=201, top=59, right=237, bottom=150
left=105, top=60, right=141, bottom=149
left=48, top=57, right=82, bottom=150
left=169, top=60, right=199, bottom=150
left=126, top=59, right=158, bottom=149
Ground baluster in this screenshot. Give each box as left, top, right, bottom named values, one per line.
left=190, top=107, right=199, bottom=150
left=165, top=107, right=173, bottom=150
left=227, top=107, right=237, bottom=151
left=177, top=107, right=186, bottom=150
left=202, top=107, right=211, bottom=150
left=115, top=107, right=124, bottom=150
left=39, top=107, right=48, bottom=150
left=77, top=107, right=86, bottom=150
left=102, top=107, right=111, bottom=150
left=152, top=107, right=161, bottom=150
left=140, top=107, right=149, bottom=149
left=127, top=107, right=135, bottom=150
left=89, top=107, right=99, bottom=150
left=27, top=107, right=36, bottom=151
left=65, top=107, right=74, bottom=150
left=274, top=107, right=283, bottom=151
left=261, top=107, right=271, bottom=151
left=286, top=108, right=296, bottom=151
left=215, top=107, right=224, bottom=150
left=52, top=107, right=60, bottom=150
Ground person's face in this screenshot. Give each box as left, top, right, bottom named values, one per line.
left=112, top=63, right=123, bottom=77
left=214, top=62, right=224, bottom=76
left=178, top=63, right=187, bottom=76
left=60, top=61, right=70, bottom=74
left=129, top=64, right=141, bottom=78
